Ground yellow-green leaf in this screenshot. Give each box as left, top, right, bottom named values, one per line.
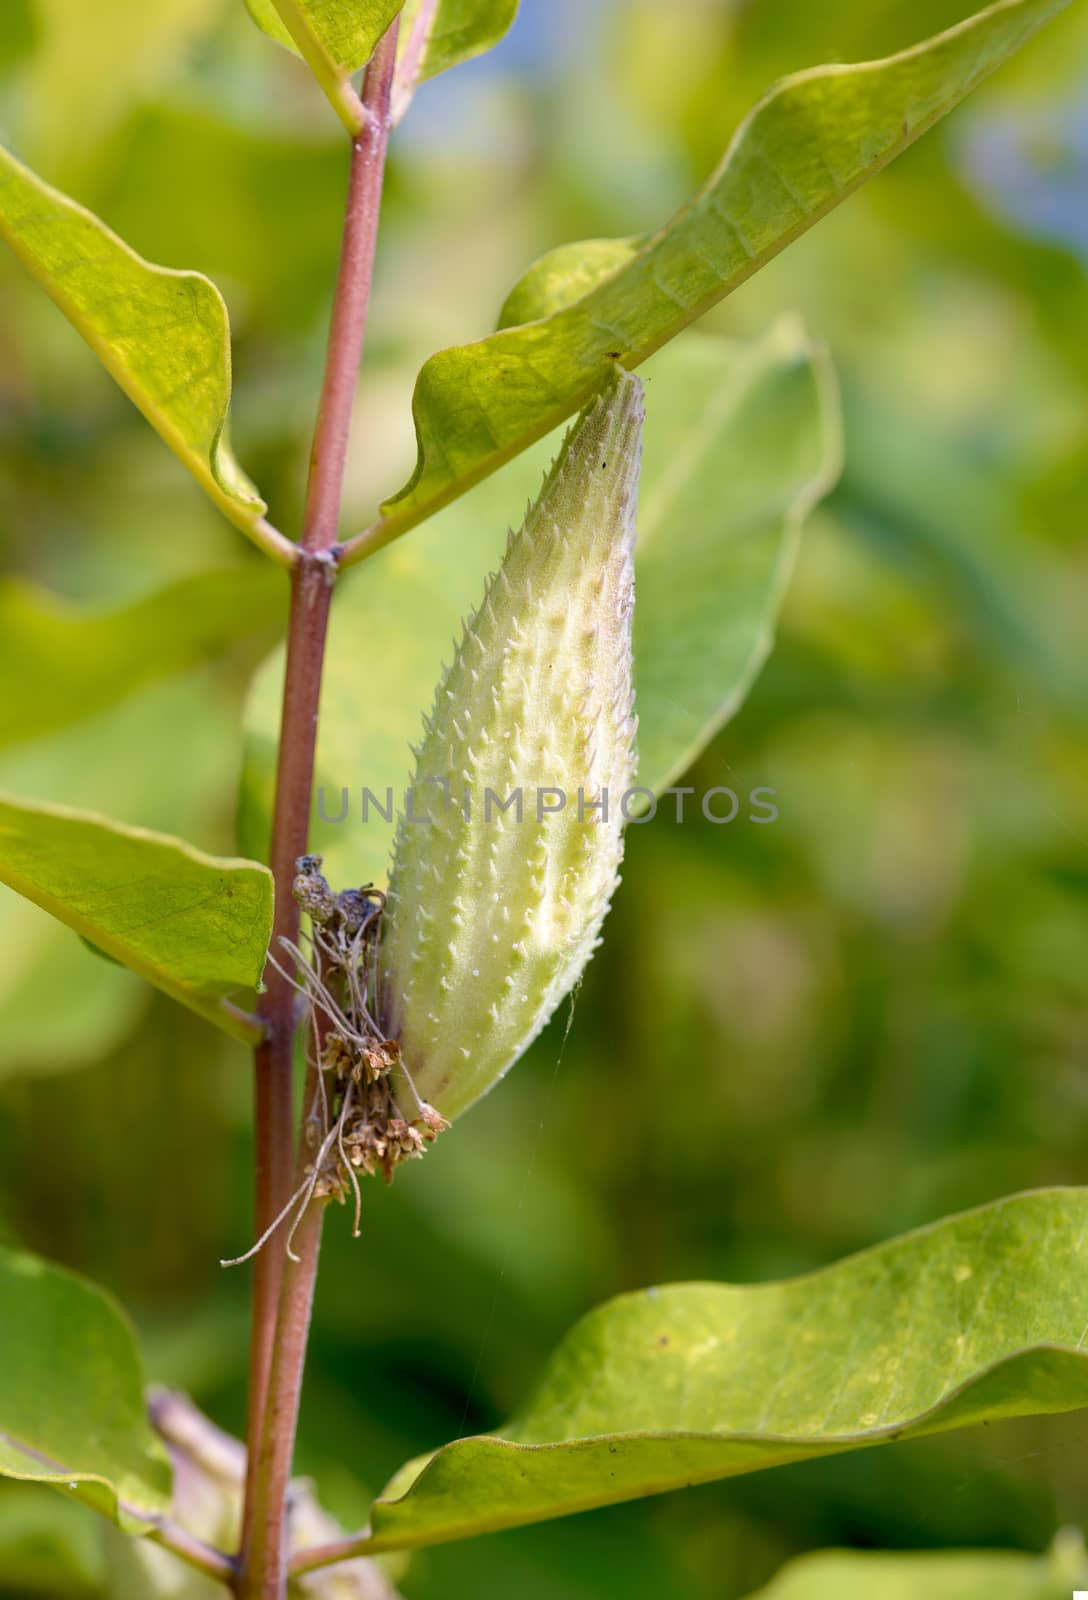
left=0, top=1247, right=170, bottom=1534
left=356, top=1190, right=1088, bottom=1553
left=0, top=676, right=257, bottom=1080
left=358, top=0, right=1068, bottom=552
left=245, top=0, right=402, bottom=68
left=0, top=145, right=273, bottom=552
left=0, top=794, right=272, bottom=1041
left=244, top=0, right=402, bottom=129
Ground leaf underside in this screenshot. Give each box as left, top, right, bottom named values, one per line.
left=0, top=793, right=272, bottom=1040
left=367, top=0, right=1068, bottom=544
left=361, top=1190, right=1088, bottom=1552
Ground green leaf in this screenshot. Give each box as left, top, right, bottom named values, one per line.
left=244, top=0, right=402, bottom=129
left=357, top=0, right=1068, bottom=551
left=0, top=1247, right=170, bottom=1533
left=393, top=0, right=518, bottom=119
left=245, top=0, right=401, bottom=68
left=0, top=568, right=285, bottom=751
left=0, top=794, right=272, bottom=1041
left=240, top=324, right=838, bottom=888
left=359, top=1189, right=1088, bottom=1553
left=0, top=144, right=274, bottom=553
left=744, top=1534, right=1088, bottom=1600
left=0, top=676, right=254, bottom=1080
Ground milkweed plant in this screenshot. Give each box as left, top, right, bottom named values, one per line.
left=0, top=2, right=1083, bottom=1597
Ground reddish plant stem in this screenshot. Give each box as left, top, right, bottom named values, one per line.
left=148, top=1519, right=239, bottom=1586
left=237, top=20, right=399, bottom=1600
left=242, top=553, right=335, bottom=1488
left=244, top=957, right=337, bottom=1594
left=289, top=1530, right=370, bottom=1579
left=240, top=1198, right=325, bottom=1596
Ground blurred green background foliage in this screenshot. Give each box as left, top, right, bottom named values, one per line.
left=1, top=1, right=1087, bottom=1594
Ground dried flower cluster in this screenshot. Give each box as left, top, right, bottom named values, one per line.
left=288, top=856, right=448, bottom=1207
left=225, top=856, right=448, bottom=1264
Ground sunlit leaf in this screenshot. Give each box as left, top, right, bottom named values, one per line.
left=353, top=1189, right=1088, bottom=1552
left=357, top=0, right=1068, bottom=551
left=241, top=324, right=838, bottom=887
left=0, top=676, right=256, bottom=1079
left=0, top=794, right=272, bottom=1041
left=244, top=0, right=402, bottom=129
left=0, top=567, right=285, bottom=751
left=743, top=1533, right=1088, bottom=1599
left=393, top=0, right=518, bottom=121
left=0, top=1247, right=170, bottom=1533
left=245, top=0, right=402, bottom=68
left=0, top=145, right=271, bottom=549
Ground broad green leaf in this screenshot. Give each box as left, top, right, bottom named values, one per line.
left=0, top=794, right=272, bottom=1041
left=245, top=0, right=402, bottom=68
left=0, top=1247, right=170, bottom=1533
left=244, top=0, right=402, bottom=129
left=744, top=1534, right=1088, bottom=1600
left=0, top=145, right=271, bottom=550
left=358, top=1190, right=1088, bottom=1553
left=393, top=0, right=518, bottom=120
left=0, top=676, right=256, bottom=1079
left=359, top=0, right=1068, bottom=550
left=240, top=324, right=838, bottom=888
left=0, top=567, right=285, bottom=750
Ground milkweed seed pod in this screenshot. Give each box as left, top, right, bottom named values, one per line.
left=382, top=368, right=644, bottom=1121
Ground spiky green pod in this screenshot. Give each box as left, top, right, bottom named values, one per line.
left=382, top=368, right=643, bottom=1120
